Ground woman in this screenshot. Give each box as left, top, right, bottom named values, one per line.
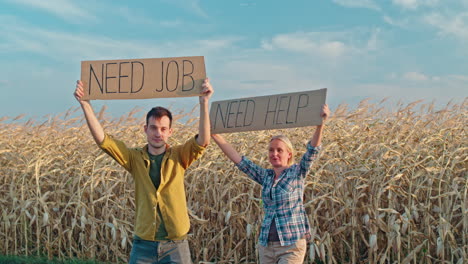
left=211, top=104, right=329, bottom=264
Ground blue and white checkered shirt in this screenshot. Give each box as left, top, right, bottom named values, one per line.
left=236, top=142, right=320, bottom=247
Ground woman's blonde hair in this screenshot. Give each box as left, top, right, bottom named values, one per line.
left=269, top=135, right=295, bottom=166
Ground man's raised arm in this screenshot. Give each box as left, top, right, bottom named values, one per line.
left=74, top=80, right=105, bottom=145
left=197, top=78, right=213, bottom=147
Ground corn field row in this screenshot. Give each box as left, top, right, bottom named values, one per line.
left=0, top=99, right=466, bottom=263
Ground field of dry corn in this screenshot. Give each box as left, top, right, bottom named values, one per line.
left=0, top=99, right=466, bottom=263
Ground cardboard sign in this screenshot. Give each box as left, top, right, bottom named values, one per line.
left=210, top=88, right=327, bottom=133
left=81, top=56, right=206, bottom=100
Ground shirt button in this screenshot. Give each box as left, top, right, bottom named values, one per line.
left=157, top=192, right=160, bottom=196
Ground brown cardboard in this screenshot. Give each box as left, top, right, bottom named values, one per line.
left=210, top=88, right=327, bottom=133
left=81, top=56, right=206, bottom=100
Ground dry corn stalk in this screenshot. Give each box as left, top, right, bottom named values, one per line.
left=0, top=100, right=466, bottom=263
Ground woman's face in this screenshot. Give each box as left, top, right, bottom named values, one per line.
left=268, top=139, right=292, bottom=168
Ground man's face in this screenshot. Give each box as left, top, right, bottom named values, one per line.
left=144, top=116, right=173, bottom=150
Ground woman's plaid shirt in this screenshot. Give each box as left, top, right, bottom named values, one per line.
left=236, top=143, right=320, bottom=247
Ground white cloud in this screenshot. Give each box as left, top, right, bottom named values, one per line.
left=261, top=40, right=274, bottom=51
left=392, top=0, right=418, bottom=9
left=240, top=2, right=256, bottom=7
left=387, top=73, right=398, bottom=80
left=345, top=73, right=466, bottom=105
left=6, top=0, right=199, bottom=29
left=332, top=0, right=381, bottom=11
left=261, top=29, right=381, bottom=60
left=366, top=28, right=381, bottom=50
left=0, top=23, right=154, bottom=60
left=403, top=71, right=429, bottom=81
left=383, top=15, right=409, bottom=28
left=213, top=59, right=331, bottom=99
left=447, top=74, right=468, bottom=82
left=262, top=32, right=349, bottom=58
left=196, top=37, right=243, bottom=52
left=160, top=20, right=184, bottom=28
left=392, top=0, right=440, bottom=10
left=161, top=0, right=208, bottom=19
left=7, top=0, right=96, bottom=23
left=321, top=41, right=347, bottom=57
left=398, top=72, right=466, bottom=87
left=113, top=6, right=158, bottom=26
left=0, top=15, right=240, bottom=61
left=424, top=12, right=468, bottom=42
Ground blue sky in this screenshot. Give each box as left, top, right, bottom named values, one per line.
left=1, top=0, right=467, bottom=120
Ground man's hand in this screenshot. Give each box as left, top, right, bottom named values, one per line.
left=199, top=78, right=213, bottom=104
left=74, top=80, right=89, bottom=105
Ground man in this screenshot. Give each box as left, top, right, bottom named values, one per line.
left=73, top=78, right=213, bottom=264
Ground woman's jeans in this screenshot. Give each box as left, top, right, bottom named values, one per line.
left=258, top=238, right=307, bottom=264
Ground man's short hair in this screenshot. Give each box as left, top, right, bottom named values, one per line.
left=146, top=107, right=173, bottom=127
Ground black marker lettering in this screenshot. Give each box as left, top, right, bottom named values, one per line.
left=285, top=95, right=294, bottom=124
left=157, top=61, right=164, bottom=92
left=214, top=103, right=227, bottom=129
left=118, top=62, right=129, bottom=93
left=235, top=100, right=245, bottom=128
left=182, top=60, right=195, bottom=92
left=131, top=61, right=144, bottom=93
left=105, top=63, right=117, bottom=93
left=265, top=97, right=278, bottom=125
left=275, top=96, right=288, bottom=125
left=226, top=100, right=238, bottom=128
left=166, top=60, right=179, bottom=92
left=244, top=100, right=255, bottom=126
left=88, top=64, right=104, bottom=95
left=295, top=94, right=309, bottom=123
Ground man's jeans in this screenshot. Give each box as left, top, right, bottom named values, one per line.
left=129, top=239, right=192, bottom=264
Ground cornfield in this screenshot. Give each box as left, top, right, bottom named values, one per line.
left=0, top=99, right=466, bottom=263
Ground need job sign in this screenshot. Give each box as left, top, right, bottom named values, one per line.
left=80, top=56, right=206, bottom=100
